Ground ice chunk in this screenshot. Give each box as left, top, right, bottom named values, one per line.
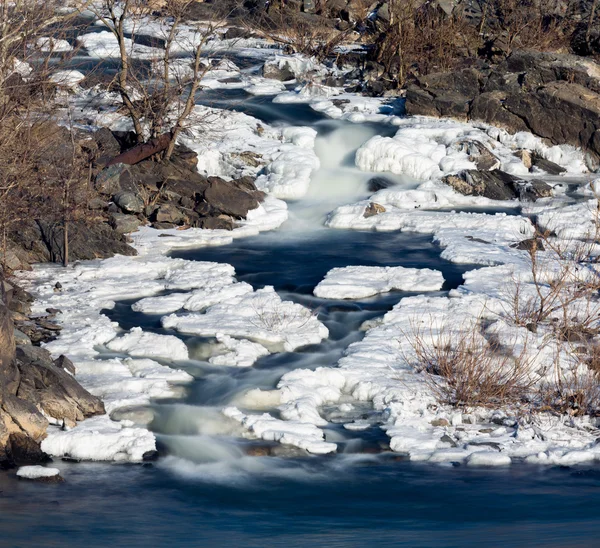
left=314, top=265, right=444, bottom=299
left=107, top=327, right=189, bottom=361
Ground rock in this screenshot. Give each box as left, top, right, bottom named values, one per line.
left=367, top=176, right=396, bottom=192
left=13, top=329, right=31, bottom=346
left=451, top=139, right=500, bottom=170
left=530, top=152, right=567, bottom=175
left=431, top=418, right=450, bottom=427
left=109, top=213, right=142, bottom=234
left=15, top=345, right=105, bottom=424
left=405, top=68, right=482, bottom=120
left=16, top=465, right=63, bottom=482
left=160, top=178, right=208, bottom=200
left=203, top=178, right=260, bottom=218
left=93, top=127, right=121, bottom=163
left=151, top=222, right=176, bottom=230
left=196, top=216, right=235, bottom=230
left=443, top=170, right=552, bottom=201
left=515, top=150, right=532, bottom=169
left=7, top=433, right=50, bottom=466
left=363, top=202, right=386, bottom=217
left=152, top=204, right=186, bottom=225
left=0, top=285, right=15, bottom=372
left=37, top=220, right=136, bottom=263
left=263, top=58, right=295, bottom=81
left=113, top=191, right=144, bottom=214
left=2, top=395, right=48, bottom=441
left=406, top=51, right=600, bottom=166
left=95, top=163, right=128, bottom=195
left=54, top=355, right=76, bottom=375
left=88, top=197, right=108, bottom=210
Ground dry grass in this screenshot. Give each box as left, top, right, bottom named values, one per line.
left=408, top=322, right=535, bottom=408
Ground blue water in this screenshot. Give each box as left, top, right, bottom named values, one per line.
left=2, top=460, right=600, bottom=547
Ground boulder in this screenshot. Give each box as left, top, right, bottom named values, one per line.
left=443, top=170, right=552, bottom=201
left=15, top=345, right=105, bottom=425
left=113, top=191, right=144, bottom=214
left=93, top=127, right=121, bottom=163
left=95, top=163, right=128, bottom=195
left=531, top=152, right=567, bottom=175
left=109, top=213, right=142, bottom=234
left=364, top=202, right=386, bottom=217
left=152, top=204, right=186, bottom=225
left=203, top=178, right=260, bottom=218
left=263, top=59, right=296, bottom=81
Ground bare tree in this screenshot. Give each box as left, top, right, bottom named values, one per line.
left=82, top=0, right=224, bottom=157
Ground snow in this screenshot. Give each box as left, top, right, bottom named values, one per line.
left=314, top=266, right=445, bottom=299
left=466, top=452, right=512, bottom=467
left=40, top=415, right=156, bottom=462
left=209, top=335, right=270, bottom=367
left=50, top=70, right=86, bottom=89
left=355, top=117, right=586, bottom=182
left=78, top=31, right=163, bottom=60
left=162, top=286, right=329, bottom=352
left=223, top=407, right=337, bottom=454
left=16, top=466, right=61, bottom=479
left=37, top=37, right=73, bottom=52
left=106, top=327, right=189, bottom=361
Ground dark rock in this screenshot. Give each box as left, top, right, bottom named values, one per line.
left=142, top=450, right=159, bottom=461
left=151, top=222, right=177, bottom=230
left=203, top=178, right=260, bottom=218
left=443, top=170, right=552, bottom=201
left=95, top=163, right=128, bottom=195
left=16, top=345, right=105, bottom=424
left=530, top=152, right=567, bottom=175
left=367, top=176, right=396, bottom=192
left=109, top=213, right=142, bottom=234
left=7, top=433, right=50, bottom=466
left=54, top=355, right=76, bottom=375
left=451, top=139, right=500, bottom=170
left=93, top=127, right=121, bottom=162
left=37, top=220, right=136, bottom=263
left=113, top=191, right=144, bottom=214
left=153, top=204, right=186, bottom=225
left=196, top=216, right=235, bottom=230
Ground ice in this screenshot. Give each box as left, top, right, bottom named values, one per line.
left=223, top=407, right=337, bottom=454
left=16, top=466, right=61, bottom=479
left=37, top=37, right=73, bottom=52
left=466, top=452, right=512, bottom=467
left=50, top=70, right=86, bottom=89
left=106, top=327, right=189, bottom=361
left=273, top=82, right=341, bottom=104
left=41, top=415, right=156, bottom=462
left=78, top=31, right=163, bottom=59
left=313, top=266, right=444, bottom=299
left=245, top=77, right=286, bottom=96
left=209, top=335, right=270, bottom=367
left=162, top=286, right=328, bottom=352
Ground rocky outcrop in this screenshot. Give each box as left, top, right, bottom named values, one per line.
left=94, top=144, right=266, bottom=232
left=406, top=50, right=600, bottom=168
left=0, top=277, right=104, bottom=469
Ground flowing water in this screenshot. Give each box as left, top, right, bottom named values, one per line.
left=2, top=52, right=600, bottom=547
